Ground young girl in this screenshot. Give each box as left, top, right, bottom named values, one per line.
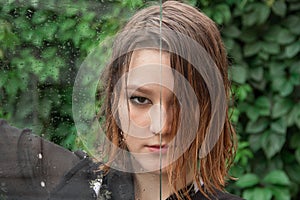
left=95, top=1, right=242, bottom=200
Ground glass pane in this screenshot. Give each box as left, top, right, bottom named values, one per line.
left=0, top=1, right=244, bottom=200
left=0, top=1, right=160, bottom=199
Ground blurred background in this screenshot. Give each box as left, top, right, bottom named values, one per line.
left=0, top=0, right=299, bottom=199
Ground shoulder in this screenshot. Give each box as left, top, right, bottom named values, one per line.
left=214, top=190, right=244, bottom=200
left=0, top=119, right=97, bottom=199
left=0, top=119, right=81, bottom=181
left=192, top=189, right=244, bottom=200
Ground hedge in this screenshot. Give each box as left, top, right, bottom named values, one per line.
left=0, top=0, right=299, bottom=199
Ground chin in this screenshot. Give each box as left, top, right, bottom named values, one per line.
left=130, top=153, right=171, bottom=174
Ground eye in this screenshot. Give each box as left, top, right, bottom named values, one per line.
left=130, top=96, right=152, bottom=105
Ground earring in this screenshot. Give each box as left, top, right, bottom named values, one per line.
left=120, top=131, right=125, bottom=141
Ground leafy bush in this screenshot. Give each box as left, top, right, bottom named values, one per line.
left=193, top=0, right=300, bottom=199
left=0, top=0, right=299, bottom=199
left=0, top=0, right=143, bottom=148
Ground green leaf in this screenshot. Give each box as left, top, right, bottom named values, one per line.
left=244, top=42, right=261, bottom=57
left=261, top=131, right=286, bottom=159
left=242, top=11, right=257, bottom=27
left=289, top=131, right=300, bottom=149
left=39, top=98, right=52, bottom=119
left=222, top=25, right=241, bottom=38
left=279, top=80, right=294, bottom=97
left=270, top=118, right=287, bottom=134
left=41, top=22, right=58, bottom=41
left=261, top=42, right=280, bottom=55
left=250, top=67, right=264, bottom=82
left=122, top=0, right=143, bottom=9
left=271, top=76, right=285, bottom=92
left=270, top=186, right=290, bottom=200
left=13, top=18, right=30, bottom=30
left=289, top=2, right=300, bottom=11
left=287, top=104, right=300, bottom=126
left=249, top=134, right=262, bottom=152
left=235, top=84, right=252, bottom=101
left=272, top=98, right=293, bottom=118
left=263, top=170, right=290, bottom=185
left=77, top=21, right=95, bottom=38
left=254, top=187, right=272, bottom=200
left=290, top=61, right=300, bottom=73
left=0, top=70, right=8, bottom=87
left=32, top=10, right=48, bottom=24
left=243, top=187, right=272, bottom=200
left=277, top=29, right=296, bottom=45
left=290, top=61, right=300, bottom=85
left=223, top=38, right=234, bottom=50
left=215, top=4, right=231, bottom=24
left=82, top=12, right=96, bottom=21
left=65, top=7, right=79, bottom=16
left=286, top=164, right=300, bottom=184
left=263, top=25, right=281, bottom=42
left=255, top=96, right=271, bottom=116
left=243, top=188, right=255, bottom=200
left=272, top=1, right=287, bottom=17
left=0, top=23, right=5, bottom=41
left=256, top=3, right=271, bottom=24
left=242, top=3, right=270, bottom=26
left=296, top=148, right=300, bottom=165
left=246, top=118, right=269, bottom=134
left=258, top=51, right=269, bottom=60
left=284, top=15, right=300, bottom=35
left=41, top=47, right=57, bottom=59
left=230, top=65, right=248, bottom=84
left=59, top=18, right=77, bottom=32
left=245, top=106, right=260, bottom=121
left=240, top=29, right=258, bottom=42
left=21, top=29, right=34, bottom=42
left=255, top=96, right=271, bottom=109
left=212, top=9, right=224, bottom=24
left=5, top=74, right=19, bottom=97
left=285, top=42, right=300, bottom=58
left=236, top=173, right=260, bottom=188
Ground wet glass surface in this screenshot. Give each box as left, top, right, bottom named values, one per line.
left=0, top=0, right=162, bottom=199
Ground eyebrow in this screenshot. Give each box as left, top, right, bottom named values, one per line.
left=126, top=84, right=158, bottom=95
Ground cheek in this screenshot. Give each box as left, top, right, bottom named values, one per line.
left=129, top=105, right=151, bottom=128
left=124, top=135, right=140, bottom=152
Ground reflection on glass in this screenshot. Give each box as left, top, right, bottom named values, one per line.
left=0, top=1, right=242, bottom=200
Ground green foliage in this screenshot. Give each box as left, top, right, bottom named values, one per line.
left=0, top=0, right=141, bottom=149
left=198, top=0, right=300, bottom=199
left=0, top=0, right=299, bottom=199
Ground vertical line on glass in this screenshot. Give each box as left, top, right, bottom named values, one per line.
left=159, top=1, right=163, bottom=200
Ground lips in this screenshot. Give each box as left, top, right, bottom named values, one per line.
left=146, top=144, right=168, bottom=153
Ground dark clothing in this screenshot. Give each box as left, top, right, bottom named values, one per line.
left=0, top=119, right=95, bottom=200
left=0, top=120, right=242, bottom=200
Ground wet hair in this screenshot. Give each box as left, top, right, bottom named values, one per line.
left=99, top=1, right=237, bottom=199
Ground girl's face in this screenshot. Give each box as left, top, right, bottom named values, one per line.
left=117, top=49, right=175, bottom=172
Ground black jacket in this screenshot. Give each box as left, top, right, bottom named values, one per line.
left=0, top=120, right=242, bottom=200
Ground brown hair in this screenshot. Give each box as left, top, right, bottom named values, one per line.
left=99, top=1, right=236, bottom=199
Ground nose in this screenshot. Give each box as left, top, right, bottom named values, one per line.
left=148, top=104, right=172, bottom=135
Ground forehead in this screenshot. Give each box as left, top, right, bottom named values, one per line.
left=129, top=49, right=170, bottom=69
left=127, top=49, right=174, bottom=90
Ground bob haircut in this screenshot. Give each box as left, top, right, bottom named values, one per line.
left=99, top=1, right=237, bottom=199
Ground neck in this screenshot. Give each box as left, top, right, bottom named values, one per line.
left=134, top=172, right=171, bottom=200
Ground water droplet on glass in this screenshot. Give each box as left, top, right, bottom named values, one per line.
left=40, top=181, right=46, bottom=187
